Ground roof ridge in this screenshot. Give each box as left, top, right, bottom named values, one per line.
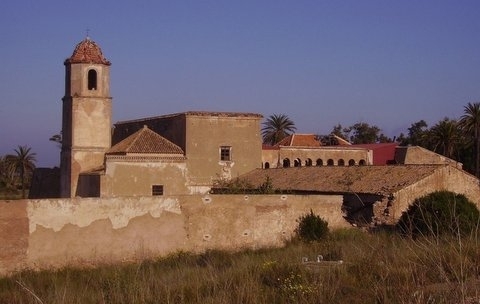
left=127, top=127, right=145, bottom=151
left=107, top=125, right=184, bottom=155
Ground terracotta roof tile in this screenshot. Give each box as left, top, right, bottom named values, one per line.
left=275, top=134, right=321, bottom=147
left=107, top=126, right=184, bottom=155
left=237, top=165, right=442, bottom=195
left=65, top=37, right=111, bottom=65
left=332, top=134, right=352, bottom=146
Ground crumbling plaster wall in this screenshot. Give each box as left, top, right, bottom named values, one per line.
left=0, top=201, right=28, bottom=276
left=0, top=194, right=347, bottom=276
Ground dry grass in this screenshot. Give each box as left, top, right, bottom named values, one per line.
left=0, top=228, right=479, bottom=303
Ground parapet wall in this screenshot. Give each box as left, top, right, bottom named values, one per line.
left=0, top=194, right=347, bottom=276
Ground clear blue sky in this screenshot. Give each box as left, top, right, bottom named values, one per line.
left=1, top=1, right=480, bottom=167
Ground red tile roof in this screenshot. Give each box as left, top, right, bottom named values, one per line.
left=262, top=144, right=278, bottom=150
left=275, top=134, right=322, bottom=147
left=237, top=165, right=442, bottom=195
left=107, top=125, right=184, bottom=155
left=65, top=37, right=111, bottom=65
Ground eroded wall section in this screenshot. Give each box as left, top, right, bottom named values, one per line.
left=0, top=194, right=346, bottom=275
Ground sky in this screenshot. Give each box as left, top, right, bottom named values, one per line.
left=1, top=1, right=480, bottom=167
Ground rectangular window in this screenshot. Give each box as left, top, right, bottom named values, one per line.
left=220, top=146, right=232, bottom=161
left=152, top=185, right=164, bottom=196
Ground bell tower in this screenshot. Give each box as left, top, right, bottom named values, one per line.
left=60, top=37, right=112, bottom=197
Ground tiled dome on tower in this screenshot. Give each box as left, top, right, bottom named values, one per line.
left=64, top=37, right=111, bottom=65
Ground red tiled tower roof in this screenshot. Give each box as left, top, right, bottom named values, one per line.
left=64, top=37, right=111, bottom=65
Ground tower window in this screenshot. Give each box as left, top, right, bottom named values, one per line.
left=88, top=69, right=97, bottom=90
left=220, top=146, right=231, bottom=161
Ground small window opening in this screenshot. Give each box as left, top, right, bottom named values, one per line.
left=348, top=159, right=356, bottom=166
left=316, top=159, right=323, bottom=166
left=338, top=159, right=345, bottom=166
left=327, top=159, right=334, bottom=166
left=220, top=146, right=232, bottom=161
left=305, top=159, right=312, bottom=166
left=283, top=158, right=291, bottom=167
left=264, top=162, right=270, bottom=169
left=152, top=185, right=164, bottom=196
left=88, top=69, right=97, bottom=90
left=294, top=158, right=301, bottom=167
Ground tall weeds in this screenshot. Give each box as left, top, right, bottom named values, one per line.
left=0, top=229, right=478, bottom=303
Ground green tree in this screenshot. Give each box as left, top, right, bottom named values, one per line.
left=401, top=120, right=429, bottom=146
left=331, top=124, right=348, bottom=140
left=49, top=132, right=62, bottom=149
left=296, top=209, right=329, bottom=242
left=459, top=102, right=480, bottom=177
left=8, top=145, right=37, bottom=198
left=397, top=191, right=480, bottom=238
left=377, top=133, right=393, bottom=143
left=0, top=155, right=16, bottom=193
left=429, top=118, right=460, bottom=159
left=344, top=122, right=382, bottom=144
left=261, top=114, right=296, bottom=145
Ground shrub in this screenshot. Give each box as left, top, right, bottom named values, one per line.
left=296, top=209, right=329, bottom=242
left=396, top=191, right=480, bottom=237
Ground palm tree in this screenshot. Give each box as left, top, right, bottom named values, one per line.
left=430, top=118, right=460, bottom=160
left=8, top=145, right=36, bottom=198
left=261, top=114, right=296, bottom=145
left=459, top=102, right=480, bottom=177
left=0, top=156, right=16, bottom=193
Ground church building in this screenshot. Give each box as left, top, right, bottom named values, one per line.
left=60, top=37, right=262, bottom=198
left=31, top=36, right=468, bottom=203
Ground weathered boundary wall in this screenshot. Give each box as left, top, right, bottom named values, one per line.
left=392, top=165, right=480, bottom=220
left=0, top=194, right=347, bottom=276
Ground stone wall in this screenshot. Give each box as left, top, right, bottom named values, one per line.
left=0, top=194, right=347, bottom=276
left=381, top=166, right=480, bottom=224
left=184, top=114, right=263, bottom=185
left=395, top=146, right=463, bottom=169
left=262, top=146, right=371, bottom=168
left=101, top=159, right=189, bottom=196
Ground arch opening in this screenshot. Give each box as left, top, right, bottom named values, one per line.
left=88, top=69, right=97, bottom=90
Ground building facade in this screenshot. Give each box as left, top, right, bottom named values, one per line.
left=60, top=38, right=262, bottom=198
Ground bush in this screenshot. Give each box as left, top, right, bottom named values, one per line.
left=396, top=191, right=480, bottom=237
left=296, top=209, right=329, bottom=242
